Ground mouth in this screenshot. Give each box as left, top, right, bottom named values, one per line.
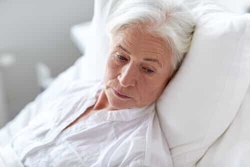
left=112, top=89, right=131, bottom=99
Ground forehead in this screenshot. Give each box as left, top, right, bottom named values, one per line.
left=112, top=27, right=171, bottom=60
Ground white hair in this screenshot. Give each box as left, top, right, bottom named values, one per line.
left=107, top=0, right=195, bottom=75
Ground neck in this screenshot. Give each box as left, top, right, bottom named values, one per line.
left=92, top=90, right=115, bottom=111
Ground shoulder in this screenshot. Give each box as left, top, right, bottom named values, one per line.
left=57, top=80, right=102, bottom=98
left=36, top=80, right=102, bottom=116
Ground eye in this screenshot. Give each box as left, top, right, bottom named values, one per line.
left=116, top=54, right=128, bottom=62
left=142, top=67, right=154, bottom=74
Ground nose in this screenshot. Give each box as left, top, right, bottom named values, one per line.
left=118, top=63, right=137, bottom=87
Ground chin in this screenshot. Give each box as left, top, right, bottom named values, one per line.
left=109, top=98, right=133, bottom=110
left=106, top=89, right=135, bottom=110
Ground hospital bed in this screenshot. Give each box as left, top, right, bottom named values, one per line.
left=1, top=0, right=250, bottom=166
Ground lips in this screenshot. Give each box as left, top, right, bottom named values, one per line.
left=112, top=89, right=131, bottom=99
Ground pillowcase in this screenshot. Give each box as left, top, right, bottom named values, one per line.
left=77, top=0, right=120, bottom=82
left=156, top=10, right=250, bottom=166
left=75, top=0, right=250, bottom=165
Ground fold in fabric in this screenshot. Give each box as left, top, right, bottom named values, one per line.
left=0, top=145, right=24, bottom=167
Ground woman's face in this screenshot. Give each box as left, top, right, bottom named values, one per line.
left=103, top=27, right=173, bottom=110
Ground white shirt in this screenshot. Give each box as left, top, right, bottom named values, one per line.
left=0, top=81, right=173, bottom=167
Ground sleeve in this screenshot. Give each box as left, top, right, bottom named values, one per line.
left=0, top=56, right=84, bottom=146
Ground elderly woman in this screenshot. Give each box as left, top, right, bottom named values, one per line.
left=0, top=0, right=194, bottom=166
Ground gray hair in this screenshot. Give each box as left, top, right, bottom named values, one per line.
left=107, top=0, right=195, bottom=75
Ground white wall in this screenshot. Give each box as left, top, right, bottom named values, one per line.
left=0, top=0, right=94, bottom=123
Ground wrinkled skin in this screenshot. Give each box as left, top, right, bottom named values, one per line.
left=95, top=27, right=173, bottom=110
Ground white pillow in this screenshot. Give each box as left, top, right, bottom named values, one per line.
left=76, top=0, right=120, bottom=82
left=157, top=12, right=250, bottom=166
left=76, top=0, right=250, bottom=165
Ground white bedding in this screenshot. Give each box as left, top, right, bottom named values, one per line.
left=0, top=57, right=85, bottom=146
left=196, top=85, right=250, bottom=167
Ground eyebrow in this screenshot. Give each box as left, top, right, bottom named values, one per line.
left=118, top=45, right=131, bottom=54
left=118, top=44, right=162, bottom=68
left=143, top=58, right=163, bottom=68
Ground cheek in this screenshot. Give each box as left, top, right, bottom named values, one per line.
left=105, top=57, right=121, bottom=79
left=109, top=58, right=120, bottom=70
left=137, top=79, right=167, bottom=104
left=140, top=83, right=161, bottom=97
